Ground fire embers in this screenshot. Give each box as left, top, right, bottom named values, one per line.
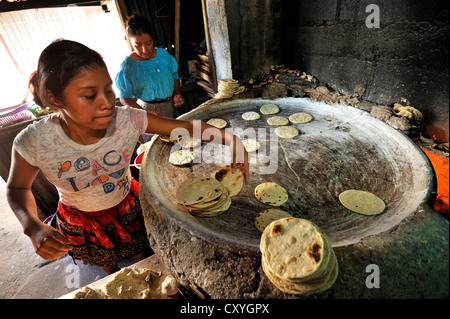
left=260, top=217, right=338, bottom=296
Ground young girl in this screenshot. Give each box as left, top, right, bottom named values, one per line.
left=7, top=39, right=248, bottom=275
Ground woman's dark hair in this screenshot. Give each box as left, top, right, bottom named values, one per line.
left=29, top=39, right=106, bottom=108
left=126, top=14, right=153, bottom=38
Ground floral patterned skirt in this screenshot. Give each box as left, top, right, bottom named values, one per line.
left=56, top=179, right=150, bottom=267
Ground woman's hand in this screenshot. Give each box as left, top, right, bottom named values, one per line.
left=174, top=94, right=184, bottom=108
left=26, top=221, right=73, bottom=260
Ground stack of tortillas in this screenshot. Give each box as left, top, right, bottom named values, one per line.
left=214, top=79, right=245, bottom=99
left=260, top=217, right=338, bottom=296
left=176, top=177, right=231, bottom=216
left=176, top=165, right=244, bottom=217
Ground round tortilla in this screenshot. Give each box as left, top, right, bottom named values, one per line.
left=275, top=126, right=299, bottom=139
left=207, top=118, right=228, bottom=129
left=289, top=112, right=313, bottom=124
left=267, top=116, right=289, bottom=126
left=255, top=182, right=288, bottom=206
left=177, top=136, right=201, bottom=148
left=242, top=111, right=261, bottom=121
left=169, top=150, right=195, bottom=166
left=242, top=139, right=260, bottom=152
left=255, top=209, right=292, bottom=232
left=211, top=165, right=244, bottom=197
left=159, top=135, right=181, bottom=143
left=338, top=189, right=386, bottom=215
left=260, top=103, right=280, bottom=115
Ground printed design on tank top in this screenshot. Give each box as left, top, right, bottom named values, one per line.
left=57, top=149, right=131, bottom=195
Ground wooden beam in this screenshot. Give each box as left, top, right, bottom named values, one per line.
left=201, top=0, right=233, bottom=90
left=114, top=0, right=132, bottom=52
left=174, top=0, right=181, bottom=65
left=200, top=0, right=217, bottom=92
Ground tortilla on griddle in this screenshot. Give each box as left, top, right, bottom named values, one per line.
left=338, top=189, right=386, bottom=215
left=254, top=182, right=288, bottom=206
left=260, top=103, right=280, bottom=115
left=289, top=112, right=313, bottom=124
left=169, top=150, right=195, bottom=166
left=255, top=208, right=292, bottom=232
left=267, top=116, right=289, bottom=126
left=159, top=135, right=181, bottom=143
left=242, top=111, right=261, bottom=121
left=207, top=118, right=228, bottom=129
left=211, top=165, right=244, bottom=197
left=177, top=136, right=201, bottom=148
left=242, top=139, right=260, bottom=152
left=275, top=126, right=299, bottom=139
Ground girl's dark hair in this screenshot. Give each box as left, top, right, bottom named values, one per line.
left=126, top=14, right=153, bottom=38
left=29, top=39, right=106, bottom=108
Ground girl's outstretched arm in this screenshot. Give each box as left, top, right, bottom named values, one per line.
left=7, top=148, right=72, bottom=260
left=145, top=113, right=249, bottom=182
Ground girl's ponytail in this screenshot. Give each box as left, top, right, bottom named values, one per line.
left=28, top=71, right=44, bottom=107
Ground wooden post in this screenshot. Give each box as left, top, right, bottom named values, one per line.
left=201, top=0, right=217, bottom=92
left=114, top=0, right=132, bottom=52
left=175, top=0, right=180, bottom=65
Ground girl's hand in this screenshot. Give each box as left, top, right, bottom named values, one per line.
left=230, top=137, right=249, bottom=182
left=232, top=161, right=249, bottom=182
left=27, top=222, right=73, bottom=260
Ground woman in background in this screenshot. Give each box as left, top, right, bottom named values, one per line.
left=115, top=14, right=184, bottom=118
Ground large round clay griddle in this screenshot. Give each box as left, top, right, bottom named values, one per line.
left=140, top=98, right=434, bottom=257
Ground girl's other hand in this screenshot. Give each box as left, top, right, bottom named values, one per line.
left=28, top=222, right=73, bottom=260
